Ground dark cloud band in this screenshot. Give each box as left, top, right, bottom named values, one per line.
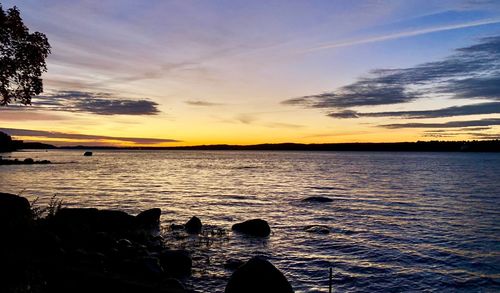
left=328, top=102, right=500, bottom=119
left=0, top=128, right=179, bottom=144
left=381, top=118, right=500, bottom=129
left=32, top=91, right=160, bottom=115
left=283, top=36, right=500, bottom=119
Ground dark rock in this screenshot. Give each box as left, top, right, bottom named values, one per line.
left=224, top=258, right=245, bottom=271
left=232, top=219, right=271, bottom=237
left=53, top=208, right=136, bottom=235
left=136, top=208, right=161, bottom=228
left=170, top=224, right=184, bottom=231
left=225, top=256, right=294, bottom=293
left=23, top=158, right=34, bottom=164
left=98, top=210, right=136, bottom=232
left=161, top=278, right=185, bottom=292
left=83, top=151, right=93, bottom=156
left=0, top=192, right=31, bottom=225
left=138, top=256, right=164, bottom=277
left=302, top=196, right=333, bottom=203
left=184, top=216, right=202, bottom=234
left=304, top=225, right=330, bottom=234
left=159, top=249, right=192, bottom=278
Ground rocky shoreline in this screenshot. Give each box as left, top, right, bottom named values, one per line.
left=0, top=192, right=294, bottom=293
left=0, top=156, right=51, bottom=165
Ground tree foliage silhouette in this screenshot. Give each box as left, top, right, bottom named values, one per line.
left=0, top=5, right=51, bottom=105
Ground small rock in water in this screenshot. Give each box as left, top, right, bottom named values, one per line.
left=23, top=158, right=34, bottom=164
left=225, top=256, right=294, bottom=293
left=184, top=216, right=202, bottom=234
left=304, top=225, right=330, bottom=234
left=232, top=219, right=271, bottom=237
left=83, top=151, right=93, bottom=156
left=302, top=196, right=333, bottom=203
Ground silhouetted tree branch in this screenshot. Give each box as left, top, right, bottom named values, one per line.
left=0, top=5, right=51, bottom=105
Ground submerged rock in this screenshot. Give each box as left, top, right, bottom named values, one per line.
left=232, top=219, right=271, bottom=237
left=304, top=225, right=330, bottom=234
left=302, top=196, right=333, bottom=203
left=184, top=216, right=202, bottom=234
left=225, top=256, right=294, bottom=293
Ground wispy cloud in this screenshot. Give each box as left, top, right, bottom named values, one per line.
left=0, top=128, right=179, bottom=145
left=185, top=100, right=224, bottom=107
left=328, top=102, right=500, bottom=119
left=381, top=118, right=500, bottom=129
left=31, top=91, right=161, bottom=115
left=305, top=18, right=500, bottom=52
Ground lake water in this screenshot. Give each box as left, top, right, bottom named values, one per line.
left=1, top=150, right=499, bottom=292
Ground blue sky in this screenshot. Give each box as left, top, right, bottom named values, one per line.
left=2, top=0, right=500, bottom=145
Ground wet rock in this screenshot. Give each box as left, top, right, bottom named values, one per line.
left=83, top=151, right=93, bottom=156
left=224, top=258, right=245, bottom=271
left=304, top=225, right=330, bottom=234
left=184, top=216, right=202, bottom=234
left=225, top=256, right=294, bottom=293
left=302, top=196, right=333, bottom=203
left=136, top=208, right=161, bottom=228
left=232, top=219, right=271, bottom=237
left=159, top=249, right=192, bottom=278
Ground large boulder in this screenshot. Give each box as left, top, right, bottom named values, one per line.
left=232, top=219, right=271, bottom=237
left=159, top=249, right=192, bottom=278
left=225, top=257, right=294, bottom=293
left=0, top=192, right=31, bottom=226
left=184, top=216, right=202, bottom=234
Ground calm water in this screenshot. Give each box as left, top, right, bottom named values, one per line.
left=1, top=150, right=500, bottom=292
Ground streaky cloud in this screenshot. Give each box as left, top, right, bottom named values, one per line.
left=381, top=118, right=500, bottom=129
left=305, top=18, right=500, bottom=52
left=283, top=35, right=500, bottom=119
left=328, top=102, right=500, bottom=119
left=185, top=100, right=224, bottom=107
left=0, top=128, right=179, bottom=144
left=33, top=91, right=160, bottom=115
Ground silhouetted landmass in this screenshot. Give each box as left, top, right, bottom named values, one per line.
left=0, top=131, right=56, bottom=152
left=63, top=140, right=500, bottom=152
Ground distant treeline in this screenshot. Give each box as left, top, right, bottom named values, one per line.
left=2, top=130, right=500, bottom=153
left=63, top=140, right=500, bottom=152
left=0, top=131, right=55, bottom=152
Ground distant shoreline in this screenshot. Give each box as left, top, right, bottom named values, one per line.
left=53, top=140, right=500, bottom=152
left=4, top=140, right=500, bottom=153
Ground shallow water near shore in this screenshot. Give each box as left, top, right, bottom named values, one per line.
left=1, top=150, right=500, bottom=292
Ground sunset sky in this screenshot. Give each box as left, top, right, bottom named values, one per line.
left=1, top=0, right=500, bottom=146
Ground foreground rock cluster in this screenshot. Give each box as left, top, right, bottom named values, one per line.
left=0, top=192, right=294, bottom=293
